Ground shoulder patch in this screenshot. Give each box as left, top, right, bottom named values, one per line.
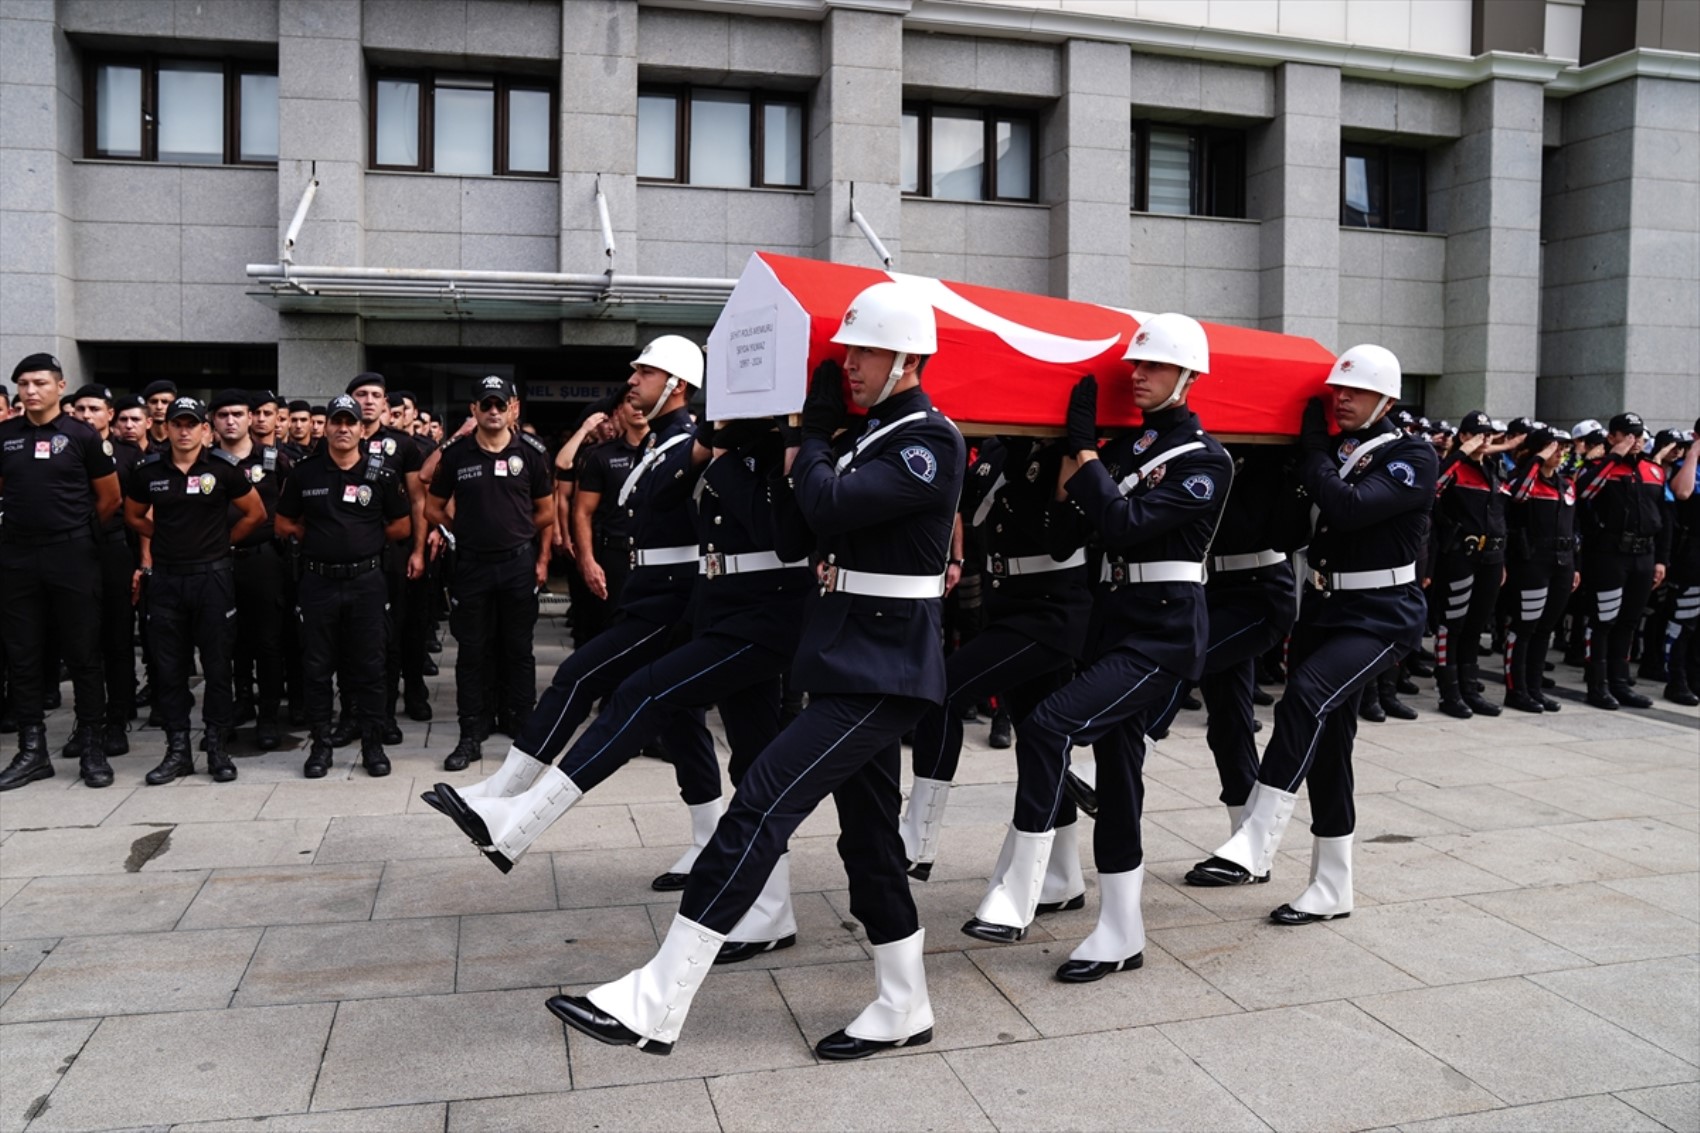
left=210, top=447, right=239, bottom=466
left=900, top=445, right=938, bottom=484
left=1386, top=460, right=1418, bottom=488
left=1182, top=473, right=1216, bottom=500
left=521, top=432, right=549, bottom=455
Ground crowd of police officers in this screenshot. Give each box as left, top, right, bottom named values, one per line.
left=0, top=303, right=1696, bottom=1057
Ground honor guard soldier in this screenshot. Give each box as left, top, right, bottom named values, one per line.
left=275, top=395, right=413, bottom=777
left=208, top=389, right=294, bottom=749
left=548, top=283, right=964, bottom=1061
left=70, top=383, right=145, bottom=759
left=1431, top=411, right=1514, bottom=717
left=124, top=397, right=267, bottom=784
left=425, top=376, right=554, bottom=771
left=1502, top=423, right=1577, bottom=713
left=1188, top=345, right=1436, bottom=926
left=900, top=434, right=1091, bottom=902
left=0, top=354, right=121, bottom=791
left=346, top=373, right=427, bottom=745
left=1662, top=427, right=1700, bottom=705
left=1575, top=412, right=1671, bottom=710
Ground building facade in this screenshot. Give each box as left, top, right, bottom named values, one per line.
left=2, top=0, right=1695, bottom=431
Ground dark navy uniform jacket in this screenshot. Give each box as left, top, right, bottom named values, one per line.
left=789, top=386, right=965, bottom=704
left=692, top=430, right=812, bottom=654
left=1301, top=419, right=1437, bottom=650
left=1206, top=443, right=1304, bottom=634
left=1068, top=405, right=1233, bottom=681
left=617, top=406, right=702, bottom=624
left=963, top=436, right=1091, bottom=658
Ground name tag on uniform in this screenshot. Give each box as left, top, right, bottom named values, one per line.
left=343, top=484, right=360, bottom=503
left=34, top=441, right=50, bottom=459
left=494, top=459, right=509, bottom=477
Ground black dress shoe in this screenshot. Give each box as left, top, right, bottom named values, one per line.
left=1586, top=687, right=1620, bottom=711
left=1181, top=692, right=1202, bottom=711
left=1063, top=769, right=1098, bottom=819
left=650, top=871, right=689, bottom=891
left=103, top=722, right=130, bottom=757
left=1184, top=856, right=1268, bottom=887
left=1540, top=694, right=1562, bottom=712
left=1610, top=683, right=1653, bottom=709
left=1395, top=674, right=1420, bottom=695
left=1055, top=953, right=1143, bottom=983
left=1251, top=685, right=1274, bottom=706
left=714, top=934, right=796, bottom=965
left=382, top=718, right=404, bottom=745
left=254, top=716, right=282, bottom=751
left=431, top=782, right=494, bottom=846
left=546, top=994, right=671, bottom=1055
left=906, top=860, right=933, bottom=882
left=1665, top=682, right=1700, bottom=707
left=422, top=656, right=440, bottom=676
left=1503, top=690, right=1545, bottom=714
left=1359, top=698, right=1386, bottom=723
left=1380, top=696, right=1418, bottom=721
left=961, top=917, right=1025, bottom=944
left=815, top=1026, right=932, bottom=1061
left=1270, top=903, right=1349, bottom=925
left=1036, top=893, right=1086, bottom=915
left=988, top=713, right=1013, bottom=749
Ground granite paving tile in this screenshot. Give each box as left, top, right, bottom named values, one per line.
left=313, top=814, right=486, bottom=864
left=233, top=917, right=459, bottom=1006
left=823, top=878, right=1061, bottom=954
left=0, top=877, right=25, bottom=907
left=1422, top=826, right=1650, bottom=887
left=174, top=1103, right=447, bottom=1131
left=1498, top=774, right=1697, bottom=821
left=102, top=784, right=274, bottom=826
left=507, top=802, right=644, bottom=854
left=1543, top=817, right=1700, bottom=873
left=0, top=1017, right=99, bottom=1132
left=1152, top=917, right=1421, bottom=1010
left=550, top=846, right=699, bottom=909
left=1391, top=784, right=1590, bottom=830
left=138, top=819, right=330, bottom=872
left=0, top=785, right=127, bottom=832
left=0, top=938, right=56, bottom=1009
left=1463, top=882, right=1700, bottom=964
left=371, top=853, right=556, bottom=920
left=456, top=904, right=660, bottom=992
left=1348, top=839, right=1522, bottom=904
left=1327, top=897, right=1587, bottom=985
left=0, top=928, right=260, bottom=1023
left=1602, top=872, right=1700, bottom=923
left=708, top=1053, right=996, bottom=1132
left=1395, top=1094, right=1671, bottom=1131
left=1529, top=954, right=1700, bottom=1066
left=643, top=890, right=870, bottom=972
left=0, top=825, right=179, bottom=878
left=258, top=778, right=420, bottom=819
left=1614, top=1082, right=1700, bottom=1131
left=0, top=871, right=207, bottom=939
left=447, top=1080, right=719, bottom=1132
left=175, top=862, right=384, bottom=930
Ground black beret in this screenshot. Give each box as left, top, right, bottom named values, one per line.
left=310, top=405, right=328, bottom=416
left=71, top=383, right=113, bottom=405
left=141, top=379, right=179, bottom=400
left=207, top=388, right=252, bottom=413
left=346, top=372, right=386, bottom=394
left=11, top=353, right=63, bottom=381
left=250, top=389, right=281, bottom=410
left=286, top=399, right=312, bottom=413
left=390, top=389, right=417, bottom=407
left=114, top=394, right=145, bottom=412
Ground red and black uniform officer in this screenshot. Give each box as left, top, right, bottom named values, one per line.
left=1502, top=423, right=1577, bottom=713
left=1429, top=410, right=1512, bottom=717
left=0, top=354, right=120, bottom=791
left=1575, top=412, right=1671, bottom=709
left=1660, top=427, right=1700, bottom=706
left=124, top=397, right=266, bottom=784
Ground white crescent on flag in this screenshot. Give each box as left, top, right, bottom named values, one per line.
left=887, top=272, right=1124, bottom=365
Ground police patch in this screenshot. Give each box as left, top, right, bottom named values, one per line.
left=900, top=445, right=938, bottom=483
left=357, top=484, right=373, bottom=506
left=383, top=437, right=397, bottom=456
left=1386, top=460, right=1417, bottom=488
left=1145, top=464, right=1167, bottom=489
left=1182, top=473, right=1216, bottom=500
left=51, top=434, right=68, bottom=454
left=1337, top=438, right=1359, bottom=464
left=507, top=455, right=523, bottom=477
left=1132, top=429, right=1159, bottom=455
left=102, top=440, right=114, bottom=457
left=248, top=466, right=265, bottom=484
left=197, top=473, right=216, bottom=495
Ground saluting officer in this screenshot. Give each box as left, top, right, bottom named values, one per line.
left=1663, top=427, right=1700, bottom=706
left=1188, top=345, right=1436, bottom=927
left=208, top=389, right=294, bottom=749
left=1502, top=423, right=1577, bottom=713
left=0, top=354, right=120, bottom=791
left=124, top=397, right=266, bottom=784
left=425, top=376, right=554, bottom=771
left=548, top=283, right=964, bottom=1061
left=275, top=395, right=413, bottom=778
left=1430, top=411, right=1514, bottom=718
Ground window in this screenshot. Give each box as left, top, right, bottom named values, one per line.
left=1341, top=142, right=1426, bottom=231
left=636, top=86, right=806, bottom=189
left=1130, top=120, right=1245, bottom=218
left=86, top=56, right=277, bottom=165
left=370, top=70, right=555, bottom=177
left=902, top=103, right=1036, bottom=202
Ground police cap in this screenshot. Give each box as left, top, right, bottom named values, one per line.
left=1608, top=412, right=1645, bottom=437
left=475, top=375, right=518, bottom=404
left=326, top=394, right=361, bottom=422
left=168, top=396, right=207, bottom=423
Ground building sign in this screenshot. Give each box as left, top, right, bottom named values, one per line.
left=522, top=381, right=630, bottom=404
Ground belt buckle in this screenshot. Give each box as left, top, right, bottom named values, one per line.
left=629, top=549, right=639, bottom=570
left=1109, top=562, right=1128, bottom=585
left=990, top=556, right=1007, bottom=577
left=704, top=551, right=725, bottom=579
left=819, top=563, right=840, bottom=594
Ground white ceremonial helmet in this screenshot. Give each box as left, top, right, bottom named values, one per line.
left=1124, top=312, right=1210, bottom=410
left=631, top=335, right=704, bottom=416
left=1325, top=343, right=1402, bottom=421
left=830, top=281, right=938, bottom=405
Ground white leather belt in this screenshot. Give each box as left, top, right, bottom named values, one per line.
left=1328, top=563, right=1417, bottom=590
left=1100, top=559, right=1206, bottom=585
left=700, top=551, right=806, bottom=577
left=821, top=566, right=947, bottom=599
left=632, top=545, right=698, bottom=568
left=988, top=548, right=1087, bottom=577
left=1211, top=548, right=1286, bottom=574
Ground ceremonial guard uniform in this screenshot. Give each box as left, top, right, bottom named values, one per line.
left=124, top=397, right=266, bottom=784
left=275, top=395, right=413, bottom=777
left=1501, top=424, right=1576, bottom=713
left=0, top=354, right=120, bottom=791
left=1189, top=345, right=1436, bottom=925
left=547, top=283, right=963, bottom=1061
left=1430, top=411, right=1510, bottom=717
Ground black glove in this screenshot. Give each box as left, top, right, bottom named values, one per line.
left=694, top=418, right=718, bottom=449
left=1066, top=374, right=1098, bottom=454
left=1300, top=397, right=1332, bottom=455
left=774, top=414, right=802, bottom=448
left=801, top=360, right=847, bottom=441
left=714, top=417, right=769, bottom=451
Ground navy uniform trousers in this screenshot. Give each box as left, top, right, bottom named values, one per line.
left=297, top=569, right=387, bottom=729
left=149, top=564, right=237, bottom=734
left=0, top=535, right=104, bottom=727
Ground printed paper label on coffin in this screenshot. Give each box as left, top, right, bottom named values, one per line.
left=705, top=252, right=1339, bottom=439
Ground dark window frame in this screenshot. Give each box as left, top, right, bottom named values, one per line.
left=1340, top=141, right=1427, bottom=232
left=902, top=101, right=1040, bottom=204
left=368, top=68, right=558, bottom=178
left=84, top=54, right=278, bottom=166
left=1129, top=119, right=1246, bottom=219
left=636, top=83, right=808, bottom=190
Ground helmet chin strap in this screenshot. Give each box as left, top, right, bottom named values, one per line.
left=648, top=375, right=680, bottom=418
left=873, top=352, right=909, bottom=407
left=1371, top=395, right=1391, bottom=423
left=1154, top=369, right=1195, bottom=411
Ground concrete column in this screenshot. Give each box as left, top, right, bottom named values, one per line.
left=560, top=0, right=638, bottom=346
left=1046, top=40, right=1130, bottom=303
left=0, top=0, right=77, bottom=379
left=1437, top=78, right=1543, bottom=418
left=1250, top=63, right=1341, bottom=348
left=811, top=4, right=903, bottom=267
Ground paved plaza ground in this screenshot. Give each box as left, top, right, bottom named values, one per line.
left=1, top=612, right=1697, bottom=1132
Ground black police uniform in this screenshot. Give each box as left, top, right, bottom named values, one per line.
left=1576, top=440, right=1670, bottom=708
left=677, top=384, right=964, bottom=949
left=276, top=447, right=411, bottom=764
left=569, top=433, right=641, bottom=641
left=909, top=437, right=1090, bottom=829
left=509, top=406, right=713, bottom=773
left=228, top=442, right=294, bottom=743
left=429, top=428, right=553, bottom=750
left=1502, top=452, right=1576, bottom=712
left=1430, top=442, right=1509, bottom=716
left=1663, top=468, right=1700, bottom=704
left=128, top=445, right=254, bottom=781
left=0, top=409, right=115, bottom=785
left=98, top=436, right=145, bottom=740
left=362, top=425, right=425, bottom=734
left=402, top=430, right=440, bottom=719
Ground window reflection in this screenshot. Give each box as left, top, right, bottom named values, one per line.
left=376, top=79, right=420, bottom=167
left=507, top=88, right=551, bottom=174
left=690, top=89, right=752, bottom=188
left=157, top=60, right=224, bottom=164
left=434, top=82, right=494, bottom=176
left=239, top=73, right=278, bottom=162
left=95, top=64, right=143, bottom=157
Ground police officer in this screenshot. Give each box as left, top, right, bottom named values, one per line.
left=283, top=399, right=315, bottom=460
left=275, top=395, right=413, bottom=777
left=140, top=380, right=178, bottom=449
left=0, top=354, right=121, bottom=791
left=570, top=392, right=647, bottom=642
left=1576, top=412, right=1670, bottom=710
left=899, top=433, right=1091, bottom=896
left=1662, top=426, right=1700, bottom=706
left=1430, top=410, right=1514, bottom=717
left=123, top=397, right=266, bottom=784
left=1188, top=345, right=1436, bottom=927
left=208, top=389, right=294, bottom=749
left=425, top=376, right=554, bottom=770
left=310, top=406, right=327, bottom=441
left=1502, top=422, right=1577, bottom=713
left=548, top=283, right=963, bottom=1061
left=70, top=383, right=145, bottom=757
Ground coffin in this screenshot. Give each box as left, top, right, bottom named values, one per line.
left=705, top=251, right=1337, bottom=440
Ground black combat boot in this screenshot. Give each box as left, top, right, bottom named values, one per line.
left=1378, top=668, right=1418, bottom=720
left=329, top=715, right=360, bottom=748
left=146, top=731, right=196, bottom=785
left=1665, top=633, right=1699, bottom=706
left=1435, top=666, right=1473, bottom=719
left=205, top=729, right=238, bottom=782
left=443, top=732, right=480, bottom=772
left=1358, top=683, right=1386, bottom=723
left=1460, top=664, right=1501, bottom=716
left=360, top=725, right=391, bottom=778
left=255, top=702, right=282, bottom=751
left=1584, top=654, right=1619, bottom=710
left=303, top=726, right=335, bottom=779
left=80, top=747, right=114, bottom=789
left=988, top=704, right=1013, bottom=749
left=102, top=718, right=130, bottom=756
left=59, top=720, right=100, bottom=760
left=0, top=725, right=53, bottom=791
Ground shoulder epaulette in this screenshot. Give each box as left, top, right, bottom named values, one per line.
left=521, top=432, right=549, bottom=455
left=138, top=451, right=165, bottom=466
left=210, top=447, right=240, bottom=466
